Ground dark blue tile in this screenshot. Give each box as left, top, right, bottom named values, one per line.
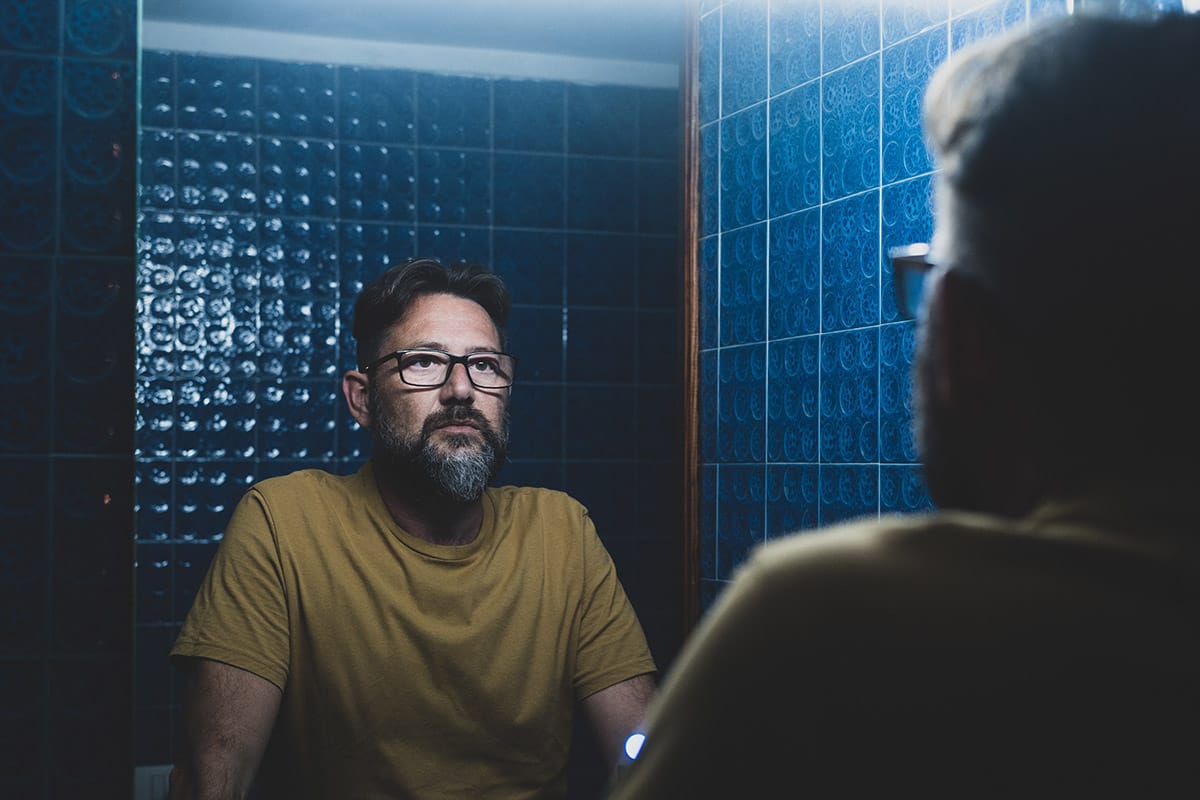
left=699, top=234, right=719, bottom=349
left=819, top=328, right=879, bottom=464
left=638, top=310, right=680, bottom=385
left=134, top=624, right=174, bottom=706
left=720, top=103, right=768, bottom=230
left=822, top=55, right=880, bottom=201
left=141, top=50, right=175, bottom=128
left=882, top=26, right=946, bottom=185
left=495, top=78, right=564, bottom=152
left=717, top=343, right=766, bottom=463
left=880, top=464, right=934, bottom=513
left=176, top=54, right=256, bottom=133
left=716, top=464, right=764, bottom=579
left=769, top=80, right=821, bottom=216
left=0, top=294, right=49, bottom=384
left=699, top=8, right=721, bottom=124
left=699, top=465, right=717, bottom=578
left=565, top=384, right=636, bottom=458
left=567, top=307, right=636, bottom=383
left=767, top=335, right=819, bottom=463
left=135, top=545, right=172, bottom=625
left=339, top=143, right=417, bottom=221
left=494, top=152, right=564, bottom=228
left=338, top=66, right=415, bottom=144
left=418, top=148, right=491, bottom=225
left=721, top=0, right=768, bottom=115
left=567, top=83, right=637, bottom=156
left=700, top=122, right=719, bottom=236
left=879, top=321, right=918, bottom=463
left=416, top=225, right=489, bottom=266
left=819, top=464, right=879, bottom=526
left=0, top=0, right=58, bottom=51
left=417, top=73, right=490, bottom=148
left=506, top=382, right=563, bottom=460
left=638, top=87, right=679, bottom=159
left=719, top=221, right=766, bottom=346
left=823, top=0, right=881, bottom=72
left=769, top=207, right=820, bottom=339
left=506, top=305, right=562, bottom=380
left=637, top=159, right=678, bottom=235
left=65, top=0, right=136, bottom=58
left=258, top=380, right=337, bottom=461
left=492, top=228, right=564, bottom=306
left=769, top=0, right=820, bottom=95
left=638, top=235, right=678, bottom=309
left=566, top=461, right=638, bottom=537
left=821, top=190, right=880, bottom=332
left=258, top=60, right=336, bottom=139
left=494, top=460, right=564, bottom=491
left=767, top=463, right=819, bottom=538
left=637, top=384, right=680, bottom=460
left=567, top=232, right=636, bottom=307
left=700, top=349, right=718, bottom=462
left=567, top=156, right=636, bottom=231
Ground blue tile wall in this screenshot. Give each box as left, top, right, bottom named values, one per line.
left=0, top=0, right=137, bottom=796
left=696, top=0, right=1078, bottom=606
left=134, top=49, right=683, bottom=775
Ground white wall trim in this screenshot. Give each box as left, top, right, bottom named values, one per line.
left=141, top=20, right=679, bottom=88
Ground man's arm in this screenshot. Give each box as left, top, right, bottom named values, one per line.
left=581, top=672, right=657, bottom=768
left=168, top=658, right=283, bottom=800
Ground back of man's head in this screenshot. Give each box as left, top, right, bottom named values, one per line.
left=922, top=12, right=1200, bottom=475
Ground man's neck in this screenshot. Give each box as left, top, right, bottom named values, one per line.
left=372, top=462, right=484, bottom=546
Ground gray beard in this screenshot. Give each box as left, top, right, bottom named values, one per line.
left=419, top=431, right=497, bottom=503
left=368, top=387, right=508, bottom=504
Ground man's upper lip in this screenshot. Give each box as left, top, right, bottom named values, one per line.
left=438, top=420, right=478, bottom=429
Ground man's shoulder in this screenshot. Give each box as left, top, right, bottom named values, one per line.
left=249, top=466, right=365, bottom=503
left=487, top=483, right=583, bottom=510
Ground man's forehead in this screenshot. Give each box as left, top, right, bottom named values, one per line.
left=386, top=293, right=501, bottom=348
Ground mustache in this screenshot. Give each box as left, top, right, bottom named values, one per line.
left=422, top=406, right=493, bottom=437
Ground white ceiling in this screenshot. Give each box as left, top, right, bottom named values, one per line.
left=141, top=0, right=685, bottom=65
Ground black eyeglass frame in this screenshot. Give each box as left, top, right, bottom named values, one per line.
left=361, top=349, right=518, bottom=389
left=889, top=242, right=937, bottom=321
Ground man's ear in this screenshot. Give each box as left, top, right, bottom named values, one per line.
left=342, top=370, right=372, bottom=429
left=925, top=268, right=1005, bottom=411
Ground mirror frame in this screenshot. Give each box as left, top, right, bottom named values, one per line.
left=679, top=3, right=701, bottom=634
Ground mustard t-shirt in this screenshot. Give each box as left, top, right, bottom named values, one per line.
left=171, top=463, right=656, bottom=799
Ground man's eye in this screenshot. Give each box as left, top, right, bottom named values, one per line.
left=403, top=354, right=445, bottom=370
left=470, top=358, right=499, bottom=373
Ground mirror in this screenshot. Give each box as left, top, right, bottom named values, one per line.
left=133, top=0, right=690, bottom=795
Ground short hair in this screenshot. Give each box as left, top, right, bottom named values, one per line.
left=352, top=258, right=511, bottom=369
left=922, top=12, right=1200, bottom=471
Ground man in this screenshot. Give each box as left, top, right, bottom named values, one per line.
left=169, top=258, right=657, bottom=799
left=609, top=12, right=1200, bottom=799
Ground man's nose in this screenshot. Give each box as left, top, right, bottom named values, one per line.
left=439, top=361, right=475, bottom=401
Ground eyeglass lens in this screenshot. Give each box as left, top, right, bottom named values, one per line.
left=397, top=351, right=515, bottom=388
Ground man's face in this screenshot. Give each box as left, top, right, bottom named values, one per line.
left=365, top=292, right=510, bottom=502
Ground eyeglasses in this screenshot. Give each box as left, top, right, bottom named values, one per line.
left=889, top=243, right=936, bottom=320
left=362, top=349, right=517, bottom=389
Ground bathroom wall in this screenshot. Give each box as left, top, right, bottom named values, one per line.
left=694, top=0, right=1075, bottom=609
left=133, top=42, right=683, bottom=790
left=0, top=0, right=137, bottom=796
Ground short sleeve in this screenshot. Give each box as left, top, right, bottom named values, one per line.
left=169, top=487, right=291, bottom=690
left=573, top=508, right=657, bottom=699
